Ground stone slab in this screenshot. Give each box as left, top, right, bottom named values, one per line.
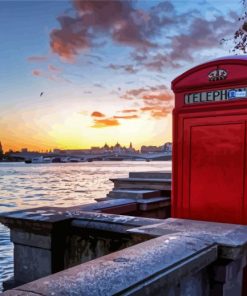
left=69, top=211, right=162, bottom=228
left=128, top=218, right=247, bottom=259
left=110, top=178, right=171, bottom=190
left=129, top=171, right=172, bottom=179
left=0, top=207, right=72, bottom=234
left=1, top=291, right=40, bottom=296
left=2, top=234, right=217, bottom=296
left=11, top=230, right=52, bottom=249
left=14, top=244, right=52, bottom=283
left=137, top=197, right=171, bottom=211
left=110, top=177, right=172, bottom=183
left=107, top=189, right=162, bottom=199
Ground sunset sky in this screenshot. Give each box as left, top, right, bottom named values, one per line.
left=0, top=0, right=243, bottom=151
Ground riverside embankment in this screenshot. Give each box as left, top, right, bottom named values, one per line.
left=0, top=161, right=171, bottom=291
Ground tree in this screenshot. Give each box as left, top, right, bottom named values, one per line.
left=0, top=142, right=3, bottom=160
left=231, top=0, right=247, bottom=53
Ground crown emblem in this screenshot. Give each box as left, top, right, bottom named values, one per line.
left=208, top=69, right=228, bottom=81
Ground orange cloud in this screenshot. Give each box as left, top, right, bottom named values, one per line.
left=122, top=85, right=174, bottom=119
left=140, top=106, right=156, bottom=111
left=140, top=106, right=172, bottom=118
left=114, top=115, right=139, bottom=119
left=142, top=92, right=173, bottom=101
left=120, top=109, right=137, bottom=113
left=91, top=118, right=120, bottom=128
left=151, top=109, right=171, bottom=118
left=91, top=111, right=106, bottom=118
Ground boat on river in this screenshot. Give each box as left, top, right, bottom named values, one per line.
left=25, top=156, right=52, bottom=164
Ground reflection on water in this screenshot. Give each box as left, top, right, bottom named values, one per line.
left=0, top=161, right=171, bottom=290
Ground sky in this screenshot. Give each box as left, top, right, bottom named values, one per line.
left=0, top=0, right=244, bottom=151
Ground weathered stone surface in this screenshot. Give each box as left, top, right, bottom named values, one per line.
left=107, top=189, right=162, bottom=199
left=66, top=211, right=162, bottom=227
left=0, top=207, right=71, bottom=235
left=129, top=171, right=172, bottom=179
left=2, top=234, right=217, bottom=296
left=128, top=218, right=247, bottom=260
left=11, top=229, right=51, bottom=249
left=110, top=177, right=171, bottom=190
left=137, top=197, right=170, bottom=211
left=1, top=291, right=40, bottom=296
left=14, top=244, right=52, bottom=283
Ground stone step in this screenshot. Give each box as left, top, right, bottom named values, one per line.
left=110, top=178, right=171, bottom=190
left=129, top=171, right=172, bottom=179
left=137, top=197, right=170, bottom=211
left=106, top=189, right=162, bottom=200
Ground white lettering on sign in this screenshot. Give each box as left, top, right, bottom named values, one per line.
left=184, top=87, right=247, bottom=104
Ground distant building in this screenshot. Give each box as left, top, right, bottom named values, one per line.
left=21, top=148, right=28, bottom=153
left=53, top=149, right=61, bottom=154
left=141, top=142, right=172, bottom=154
left=141, top=145, right=162, bottom=153
left=164, top=142, right=172, bottom=152
left=90, top=147, right=102, bottom=154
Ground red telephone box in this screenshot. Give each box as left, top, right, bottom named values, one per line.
left=172, top=56, right=247, bottom=224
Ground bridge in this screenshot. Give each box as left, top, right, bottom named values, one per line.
left=8, top=151, right=172, bottom=161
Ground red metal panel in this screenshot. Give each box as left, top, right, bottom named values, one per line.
left=187, top=121, right=245, bottom=223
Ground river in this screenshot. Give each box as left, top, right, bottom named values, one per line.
left=0, top=161, right=171, bottom=291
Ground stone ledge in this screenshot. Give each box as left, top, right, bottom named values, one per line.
left=1, top=234, right=217, bottom=296
left=129, top=171, right=172, bottom=179
left=2, top=291, right=40, bottom=296
left=110, top=177, right=172, bottom=183
left=128, top=218, right=247, bottom=260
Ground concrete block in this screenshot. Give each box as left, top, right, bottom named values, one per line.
left=129, top=171, right=172, bottom=179
left=11, top=229, right=51, bottom=249
left=110, top=177, right=171, bottom=190
left=3, top=235, right=217, bottom=296
left=14, top=244, right=52, bottom=283
left=107, top=189, right=162, bottom=199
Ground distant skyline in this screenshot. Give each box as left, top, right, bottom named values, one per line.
left=2, top=140, right=171, bottom=153
left=0, top=0, right=243, bottom=151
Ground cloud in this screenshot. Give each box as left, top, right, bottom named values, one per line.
left=142, top=92, right=173, bottom=102
left=129, top=7, right=237, bottom=71
left=140, top=106, right=171, bottom=118
left=48, top=64, right=61, bottom=72
left=50, top=15, right=91, bottom=61
left=27, top=56, right=48, bottom=62
left=168, top=16, right=236, bottom=62
left=32, top=69, right=43, bottom=77
left=91, top=111, right=106, bottom=118
left=122, top=85, right=174, bottom=119
left=94, top=83, right=103, bottom=88
left=32, top=68, right=71, bottom=83
left=114, top=115, right=139, bottom=119
left=119, top=109, right=138, bottom=113
left=50, top=0, right=158, bottom=61
left=91, top=118, right=120, bottom=128
left=108, top=64, right=138, bottom=74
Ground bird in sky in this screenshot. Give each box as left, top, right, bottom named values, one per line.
left=40, top=92, right=44, bottom=97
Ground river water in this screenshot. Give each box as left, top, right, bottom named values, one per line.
left=0, top=161, right=171, bottom=291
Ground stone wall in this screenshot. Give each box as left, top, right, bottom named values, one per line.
left=1, top=211, right=247, bottom=296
